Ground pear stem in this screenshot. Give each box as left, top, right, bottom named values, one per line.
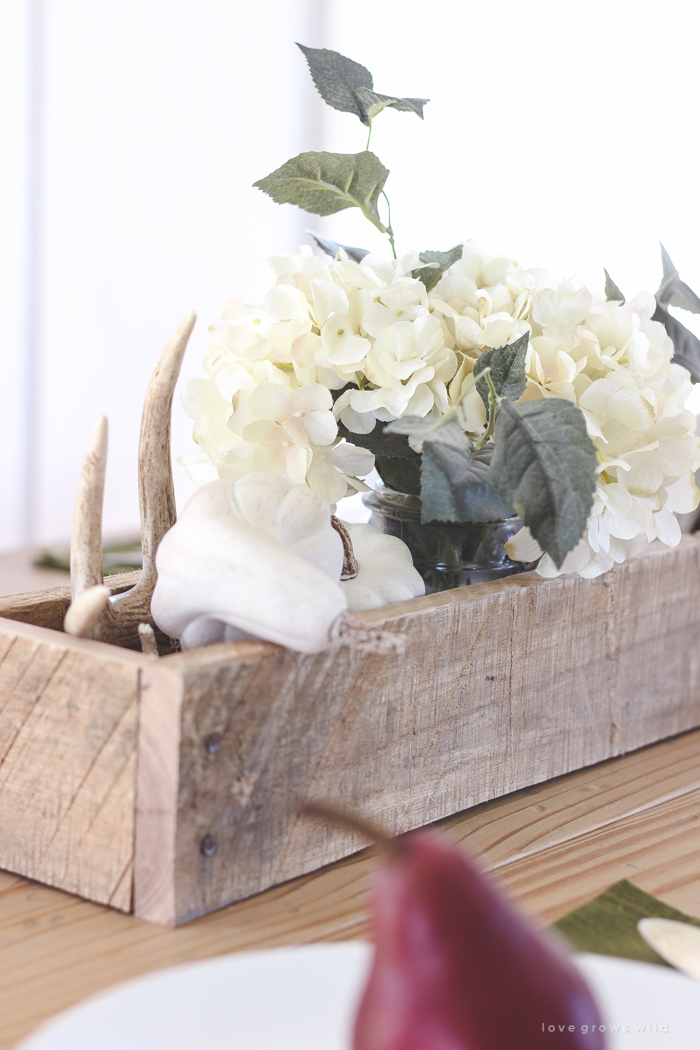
left=301, top=801, right=402, bottom=856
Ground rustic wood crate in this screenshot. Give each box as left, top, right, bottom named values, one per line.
left=1, top=535, right=700, bottom=925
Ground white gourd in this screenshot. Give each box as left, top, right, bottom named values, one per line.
left=151, top=474, right=347, bottom=653
left=338, top=523, right=425, bottom=611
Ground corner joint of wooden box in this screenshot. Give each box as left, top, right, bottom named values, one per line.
left=133, top=661, right=184, bottom=925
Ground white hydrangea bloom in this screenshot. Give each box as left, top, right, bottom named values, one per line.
left=181, top=239, right=700, bottom=574
left=500, top=281, right=700, bottom=577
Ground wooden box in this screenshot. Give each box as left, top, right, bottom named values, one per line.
left=1, top=535, right=700, bottom=926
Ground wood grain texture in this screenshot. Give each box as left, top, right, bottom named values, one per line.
left=134, top=534, right=700, bottom=924
left=0, top=617, right=149, bottom=910
left=0, top=570, right=141, bottom=631
left=3, top=729, right=700, bottom=1049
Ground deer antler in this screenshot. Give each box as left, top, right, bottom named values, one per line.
left=65, top=312, right=196, bottom=648
left=70, top=415, right=108, bottom=603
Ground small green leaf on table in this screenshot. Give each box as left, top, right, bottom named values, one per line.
left=553, top=880, right=700, bottom=965
left=490, top=399, right=597, bottom=568
left=254, top=151, right=389, bottom=226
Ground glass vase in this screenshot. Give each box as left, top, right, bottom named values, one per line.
left=363, top=484, right=535, bottom=593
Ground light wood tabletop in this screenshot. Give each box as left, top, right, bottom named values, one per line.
left=2, top=550, right=700, bottom=1047
left=1, top=728, right=699, bottom=1048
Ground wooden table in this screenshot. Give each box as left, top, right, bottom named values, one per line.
left=2, top=551, right=700, bottom=1047
left=2, top=729, right=700, bottom=1048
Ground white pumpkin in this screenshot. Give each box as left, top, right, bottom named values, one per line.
left=338, top=523, right=425, bottom=611
left=151, top=473, right=346, bottom=653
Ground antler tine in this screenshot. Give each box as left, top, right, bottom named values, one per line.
left=132, top=310, right=196, bottom=599
left=65, top=585, right=110, bottom=637
left=91, top=312, right=196, bottom=648
left=70, top=416, right=108, bottom=603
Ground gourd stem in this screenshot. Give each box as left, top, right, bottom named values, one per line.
left=331, top=515, right=359, bottom=580
left=330, top=612, right=406, bottom=655
left=301, top=801, right=402, bottom=856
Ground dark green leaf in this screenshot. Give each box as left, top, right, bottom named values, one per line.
left=354, top=87, right=428, bottom=121
left=420, top=433, right=512, bottom=524
left=254, top=151, right=389, bottom=225
left=657, top=244, right=700, bottom=314
left=490, top=399, right=597, bottom=568
left=653, top=302, right=700, bottom=383
left=385, top=417, right=512, bottom=523
left=306, top=230, right=369, bottom=263
left=297, top=44, right=373, bottom=124
left=473, top=332, right=529, bottom=408
left=384, top=414, right=444, bottom=449
left=413, top=245, right=463, bottom=292
left=375, top=453, right=422, bottom=495
left=338, top=420, right=415, bottom=458
left=604, top=268, right=625, bottom=303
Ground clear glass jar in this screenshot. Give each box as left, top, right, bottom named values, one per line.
left=363, top=485, right=535, bottom=593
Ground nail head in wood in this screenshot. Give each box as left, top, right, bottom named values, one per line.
left=204, top=733, right=221, bottom=755
left=200, top=834, right=217, bottom=857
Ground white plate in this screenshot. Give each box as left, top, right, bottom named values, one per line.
left=16, top=944, right=700, bottom=1050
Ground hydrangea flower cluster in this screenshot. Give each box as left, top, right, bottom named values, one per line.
left=427, top=248, right=700, bottom=577
left=180, top=241, right=700, bottom=578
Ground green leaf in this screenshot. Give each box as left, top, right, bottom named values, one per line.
left=653, top=302, right=700, bottom=383
left=254, top=151, right=390, bottom=227
left=412, top=245, right=463, bottom=292
left=375, top=453, right=422, bottom=495
left=490, top=399, right=597, bottom=568
left=354, top=87, right=429, bottom=121
left=384, top=414, right=444, bottom=450
left=296, top=45, right=429, bottom=128
left=338, top=420, right=415, bottom=458
left=420, top=433, right=512, bottom=524
left=385, top=417, right=511, bottom=523
left=306, top=230, right=369, bottom=263
left=297, top=44, right=373, bottom=124
left=473, top=332, right=529, bottom=408
left=657, top=244, right=700, bottom=314
left=604, top=268, right=625, bottom=303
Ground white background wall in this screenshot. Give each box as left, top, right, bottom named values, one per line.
left=2, top=0, right=700, bottom=551
left=1, top=0, right=326, bottom=550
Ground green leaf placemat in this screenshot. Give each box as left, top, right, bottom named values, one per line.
left=33, top=539, right=142, bottom=578
left=552, top=879, right=700, bottom=966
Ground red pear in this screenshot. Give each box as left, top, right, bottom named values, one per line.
left=353, top=830, right=605, bottom=1050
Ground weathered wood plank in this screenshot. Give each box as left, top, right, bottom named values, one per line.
left=0, top=617, right=148, bottom=909
left=134, top=535, right=700, bottom=924
left=0, top=571, right=141, bottom=631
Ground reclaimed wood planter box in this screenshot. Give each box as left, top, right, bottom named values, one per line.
left=1, top=534, right=700, bottom=926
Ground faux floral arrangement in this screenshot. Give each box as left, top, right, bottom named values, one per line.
left=180, top=44, right=700, bottom=582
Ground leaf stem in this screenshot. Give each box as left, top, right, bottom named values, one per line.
left=381, top=190, right=397, bottom=259
left=365, top=119, right=373, bottom=151
left=435, top=369, right=482, bottom=432
left=474, top=370, right=499, bottom=451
